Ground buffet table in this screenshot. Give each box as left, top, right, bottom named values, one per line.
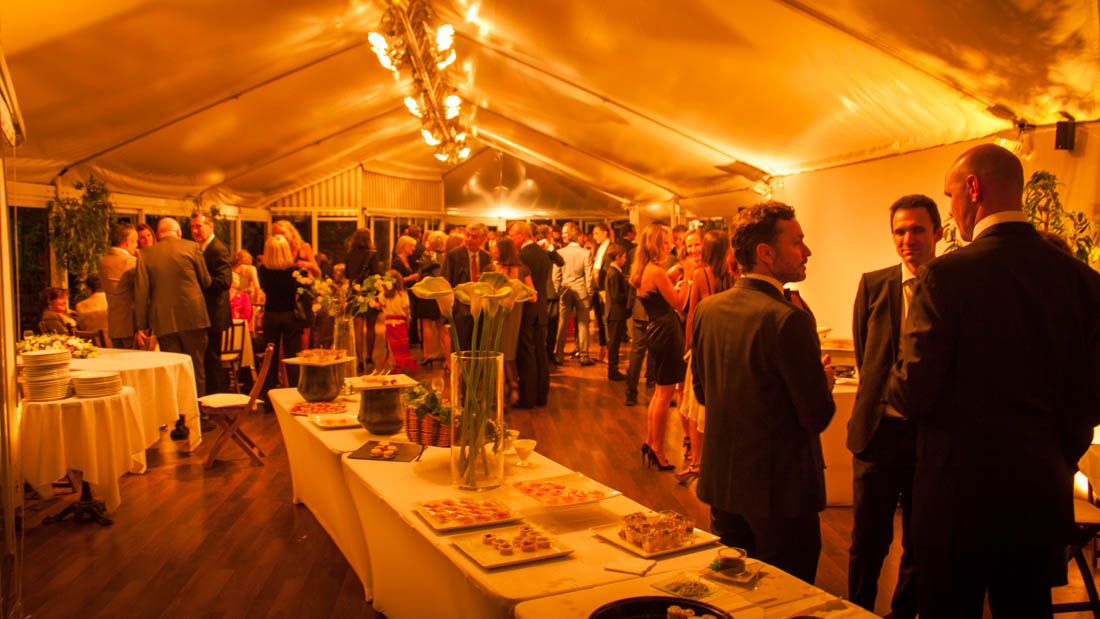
left=269, top=388, right=374, bottom=599
left=72, top=349, right=201, bottom=451
left=341, top=448, right=718, bottom=619
left=820, top=381, right=858, bottom=506
left=515, top=562, right=875, bottom=618
left=21, top=387, right=148, bottom=511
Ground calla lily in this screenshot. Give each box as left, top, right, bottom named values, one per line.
left=499, top=278, right=536, bottom=312
left=411, top=276, right=456, bottom=319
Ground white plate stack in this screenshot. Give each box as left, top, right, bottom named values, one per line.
left=20, top=349, right=73, bottom=402
left=71, top=371, right=123, bottom=398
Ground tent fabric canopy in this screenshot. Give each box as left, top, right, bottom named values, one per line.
left=1, top=0, right=1096, bottom=211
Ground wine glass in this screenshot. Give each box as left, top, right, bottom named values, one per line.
left=513, top=439, right=537, bottom=467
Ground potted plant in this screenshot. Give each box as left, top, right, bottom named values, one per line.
left=403, top=381, right=452, bottom=447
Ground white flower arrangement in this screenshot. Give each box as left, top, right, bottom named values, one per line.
left=17, top=334, right=98, bottom=359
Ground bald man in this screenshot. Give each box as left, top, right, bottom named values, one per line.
left=887, top=144, right=1100, bottom=617
left=135, top=217, right=212, bottom=440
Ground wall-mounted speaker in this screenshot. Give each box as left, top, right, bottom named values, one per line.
left=1055, top=118, right=1076, bottom=151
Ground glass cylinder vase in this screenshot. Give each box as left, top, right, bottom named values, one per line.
left=332, top=314, right=357, bottom=391
left=450, top=351, right=505, bottom=491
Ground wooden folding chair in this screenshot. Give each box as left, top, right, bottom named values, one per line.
left=220, top=320, right=247, bottom=393
left=198, top=343, right=274, bottom=468
left=73, top=329, right=106, bottom=348
left=1053, top=498, right=1100, bottom=617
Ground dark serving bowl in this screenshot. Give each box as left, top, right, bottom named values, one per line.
left=588, top=595, right=733, bottom=619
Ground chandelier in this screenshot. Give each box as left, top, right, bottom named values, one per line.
left=369, top=0, right=471, bottom=163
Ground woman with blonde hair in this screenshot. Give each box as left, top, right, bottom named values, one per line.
left=233, top=248, right=263, bottom=307
left=272, top=219, right=320, bottom=277
left=258, top=234, right=304, bottom=407
left=417, top=231, right=450, bottom=364
left=345, top=227, right=384, bottom=371
left=630, top=223, right=687, bottom=471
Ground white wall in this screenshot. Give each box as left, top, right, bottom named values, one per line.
left=760, top=122, right=1099, bottom=338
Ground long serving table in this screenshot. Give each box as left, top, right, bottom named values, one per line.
left=71, top=349, right=202, bottom=450
left=269, top=389, right=373, bottom=598
left=272, top=386, right=875, bottom=618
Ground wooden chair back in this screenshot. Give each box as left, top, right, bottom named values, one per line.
left=249, top=343, right=276, bottom=411
left=73, top=329, right=106, bottom=347
left=221, top=321, right=247, bottom=357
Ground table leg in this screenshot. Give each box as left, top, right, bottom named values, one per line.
left=43, top=481, right=113, bottom=527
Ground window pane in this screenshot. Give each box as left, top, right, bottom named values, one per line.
left=317, top=220, right=357, bottom=268
left=241, top=221, right=266, bottom=263
left=9, top=206, right=51, bottom=335
left=372, top=217, right=392, bottom=261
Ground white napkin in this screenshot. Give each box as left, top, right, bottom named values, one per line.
left=604, top=558, right=657, bottom=575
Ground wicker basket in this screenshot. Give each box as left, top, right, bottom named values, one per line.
left=404, top=408, right=451, bottom=447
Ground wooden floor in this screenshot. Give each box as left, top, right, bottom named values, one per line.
left=19, top=357, right=1100, bottom=618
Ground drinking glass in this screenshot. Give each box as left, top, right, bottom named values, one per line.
left=513, top=439, right=537, bottom=467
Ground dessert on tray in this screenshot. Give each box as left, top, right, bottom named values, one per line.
left=416, top=497, right=520, bottom=531
left=620, top=510, right=695, bottom=553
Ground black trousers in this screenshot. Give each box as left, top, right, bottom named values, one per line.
left=606, top=318, right=625, bottom=376
left=262, top=310, right=303, bottom=399
left=159, top=328, right=208, bottom=397
left=625, top=318, right=649, bottom=400
left=546, top=298, right=560, bottom=362
left=516, top=307, right=549, bottom=407
left=592, top=293, right=607, bottom=347
left=849, top=418, right=917, bottom=618
left=711, top=505, right=821, bottom=585
left=203, top=326, right=227, bottom=395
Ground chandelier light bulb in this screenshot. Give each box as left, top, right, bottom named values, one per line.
left=404, top=96, right=422, bottom=117
left=458, top=147, right=471, bottom=159
left=454, top=132, right=466, bottom=142
left=421, top=129, right=441, bottom=146
left=435, top=152, right=450, bottom=162
left=368, top=32, right=388, bottom=50
left=436, top=24, right=455, bottom=51
left=437, top=49, right=457, bottom=70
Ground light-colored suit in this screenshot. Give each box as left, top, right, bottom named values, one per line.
left=75, top=292, right=110, bottom=345
left=553, top=242, right=594, bottom=360
left=134, top=236, right=211, bottom=336
left=98, top=248, right=137, bottom=343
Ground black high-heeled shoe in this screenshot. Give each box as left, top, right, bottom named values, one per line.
left=682, top=436, right=692, bottom=464
left=645, top=447, right=675, bottom=471
left=640, top=443, right=652, bottom=466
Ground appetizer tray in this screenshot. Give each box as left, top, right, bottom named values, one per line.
left=349, top=440, right=423, bottom=462
left=281, top=355, right=353, bottom=367
left=308, top=413, right=359, bottom=429
left=591, top=524, right=719, bottom=558
left=511, top=473, right=621, bottom=508
left=291, top=401, right=348, bottom=416
left=415, top=498, right=522, bottom=532
left=652, top=572, right=720, bottom=600
left=451, top=524, right=574, bottom=569
left=348, top=374, right=418, bottom=391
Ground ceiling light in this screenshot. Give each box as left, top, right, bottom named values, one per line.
left=369, top=0, right=473, bottom=163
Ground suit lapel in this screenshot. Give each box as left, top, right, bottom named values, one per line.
left=735, top=277, right=785, bottom=302
left=887, top=268, right=902, bottom=352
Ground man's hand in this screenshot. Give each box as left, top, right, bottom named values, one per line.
left=822, top=354, right=835, bottom=391
left=135, top=330, right=149, bottom=349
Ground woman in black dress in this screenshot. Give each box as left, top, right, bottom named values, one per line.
left=345, top=227, right=383, bottom=371
left=416, top=231, right=448, bottom=363
left=258, top=234, right=304, bottom=407
left=630, top=223, right=687, bottom=471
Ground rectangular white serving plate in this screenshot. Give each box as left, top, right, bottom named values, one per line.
left=414, top=501, right=523, bottom=532
left=309, top=413, right=360, bottom=429
left=591, top=524, right=720, bottom=558
left=511, top=472, right=622, bottom=508
left=451, top=524, right=574, bottom=569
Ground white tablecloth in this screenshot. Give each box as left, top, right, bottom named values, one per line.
left=1079, top=444, right=1100, bottom=492
left=21, top=387, right=148, bottom=511
left=514, top=562, right=876, bottom=619
left=821, top=382, right=858, bottom=506
left=341, top=449, right=717, bottom=619
left=270, top=388, right=373, bottom=599
left=72, top=349, right=201, bottom=451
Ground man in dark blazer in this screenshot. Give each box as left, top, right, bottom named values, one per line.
left=442, top=223, right=492, bottom=350
left=191, top=212, right=233, bottom=395
left=887, top=144, right=1100, bottom=617
left=135, top=217, right=211, bottom=440
left=510, top=222, right=553, bottom=408
left=603, top=243, right=628, bottom=380
left=847, top=194, right=942, bottom=618
left=691, top=202, right=835, bottom=583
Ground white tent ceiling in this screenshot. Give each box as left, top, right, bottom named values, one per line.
left=1, top=0, right=1096, bottom=212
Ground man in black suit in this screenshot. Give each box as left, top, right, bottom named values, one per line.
left=590, top=223, right=613, bottom=361
left=888, top=144, right=1100, bottom=618
left=603, top=243, right=628, bottom=380
left=691, top=202, right=835, bottom=583
left=847, top=194, right=942, bottom=617
left=191, top=212, right=234, bottom=395
left=510, top=222, right=553, bottom=407
left=442, top=223, right=492, bottom=350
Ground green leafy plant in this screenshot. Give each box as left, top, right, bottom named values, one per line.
left=403, top=381, right=452, bottom=424
left=47, top=176, right=114, bottom=302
